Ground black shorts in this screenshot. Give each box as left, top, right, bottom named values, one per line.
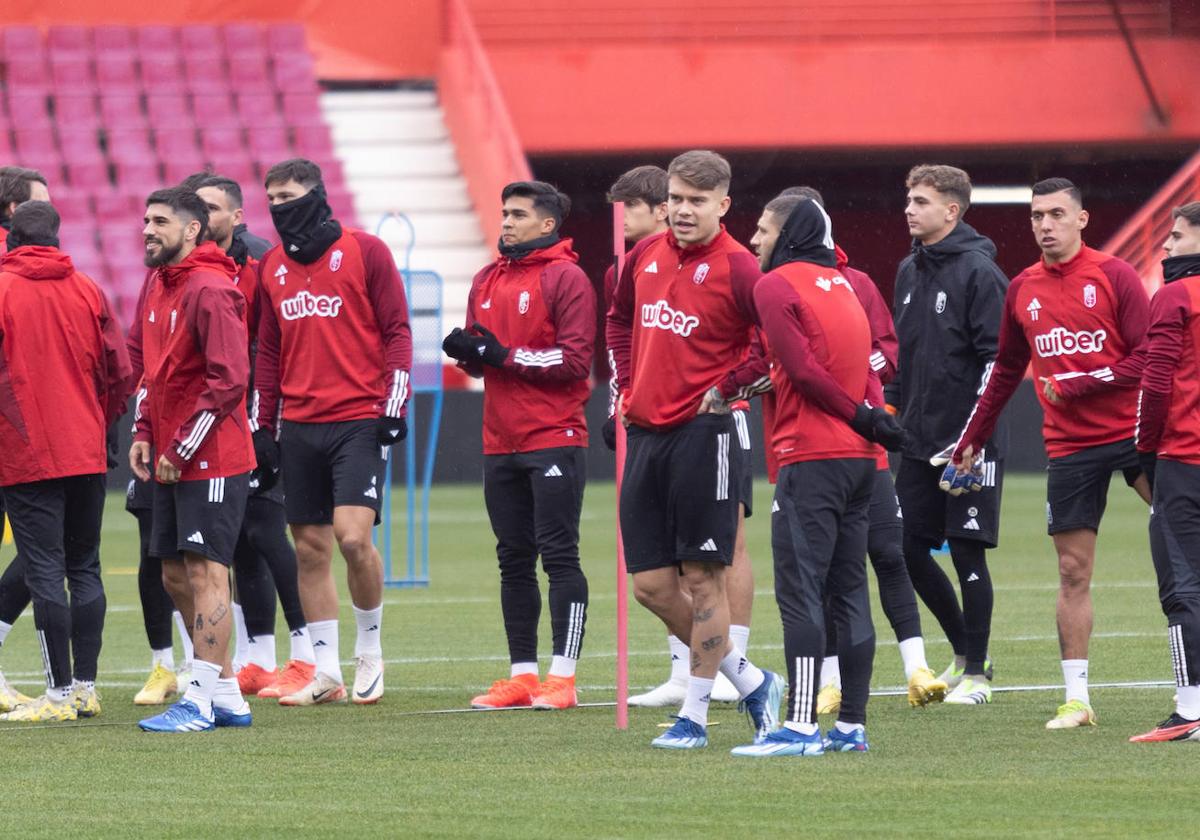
left=620, top=413, right=744, bottom=573
left=733, top=408, right=753, bottom=518
left=125, top=475, right=154, bottom=513
left=279, top=419, right=388, bottom=526
left=1045, top=437, right=1142, bottom=535
left=150, top=474, right=250, bottom=565
left=868, top=468, right=903, bottom=540
left=895, top=455, right=1005, bottom=549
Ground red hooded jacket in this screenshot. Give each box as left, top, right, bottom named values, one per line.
left=133, top=242, right=254, bottom=480
left=0, top=246, right=132, bottom=485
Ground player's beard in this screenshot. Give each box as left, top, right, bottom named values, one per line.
left=144, top=237, right=183, bottom=268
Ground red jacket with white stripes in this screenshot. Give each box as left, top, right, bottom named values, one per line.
left=460, top=238, right=595, bottom=454
left=133, top=242, right=254, bottom=480
left=0, top=246, right=132, bottom=485
left=253, top=228, right=411, bottom=431
left=1137, top=266, right=1200, bottom=462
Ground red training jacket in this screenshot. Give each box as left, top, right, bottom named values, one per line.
left=956, top=245, right=1148, bottom=460
left=0, top=246, right=131, bottom=485
left=459, top=238, right=595, bottom=454
left=1137, top=273, right=1200, bottom=463
left=254, top=228, right=412, bottom=430
left=607, top=227, right=762, bottom=431
left=133, top=242, right=254, bottom=479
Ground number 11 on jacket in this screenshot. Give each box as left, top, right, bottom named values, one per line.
left=613, top=202, right=629, bottom=731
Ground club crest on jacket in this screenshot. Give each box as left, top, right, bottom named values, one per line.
left=935, top=290, right=947, bottom=314
left=693, top=263, right=710, bottom=285
left=1083, top=284, right=1096, bottom=308
left=518, top=290, right=530, bottom=314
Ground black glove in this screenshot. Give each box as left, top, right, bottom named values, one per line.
left=251, top=428, right=280, bottom=491
left=602, top=417, right=617, bottom=451
left=851, top=404, right=906, bottom=452
left=377, top=416, right=408, bottom=447
left=1138, top=451, right=1157, bottom=493
left=442, top=327, right=475, bottom=362
left=470, top=323, right=510, bottom=367
left=106, top=422, right=120, bottom=470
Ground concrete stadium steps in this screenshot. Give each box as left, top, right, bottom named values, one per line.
left=321, top=88, right=489, bottom=334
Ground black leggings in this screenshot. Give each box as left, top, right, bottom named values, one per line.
left=233, top=496, right=305, bottom=637
left=903, top=535, right=993, bottom=675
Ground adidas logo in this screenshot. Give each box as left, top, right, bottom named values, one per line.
left=966, top=572, right=980, bottom=582
left=699, top=539, right=718, bottom=551
left=670, top=653, right=681, bottom=661
left=313, top=640, right=327, bottom=647
left=700, top=692, right=710, bottom=703
left=291, top=629, right=305, bottom=638
left=771, top=500, right=780, bottom=513
left=187, top=531, right=204, bottom=544
left=364, top=486, right=378, bottom=499
left=366, top=625, right=379, bottom=632
left=963, top=518, right=981, bottom=531
left=544, top=465, right=563, bottom=477
left=480, top=299, right=492, bottom=309
left=644, top=260, right=658, bottom=273
left=903, top=292, right=912, bottom=305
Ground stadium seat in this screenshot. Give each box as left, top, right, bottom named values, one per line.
left=265, top=23, right=307, bottom=54
left=192, top=93, right=239, bottom=127
left=272, top=55, right=319, bottom=93
left=100, top=93, right=147, bottom=128
left=93, top=26, right=137, bottom=56
left=50, top=55, right=97, bottom=93
left=237, top=91, right=284, bottom=126
left=14, top=126, right=58, bottom=157
left=92, top=191, right=143, bottom=221
left=95, top=54, right=141, bottom=92
left=228, top=55, right=274, bottom=92
left=292, top=123, right=335, bottom=158
left=183, top=55, right=232, bottom=95
left=5, top=92, right=52, bottom=127
left=65, top=160, right=110, bottom=191
left=135, top=25, right=179, bottom=57
left=154, top=125, right=202, bottom=155
left=163, top=155, right=208, bottom=185
left=141, top=53, right=186, bottom=93
left=146, top=94, right=193, bottom=126
left=5, top=57, right=51, bottom=94
left=223, top=23, right=266, bottom=55
left=247, top=125, right=291, bottom=158
left=54, top=94, right=101, bottom=128
left=0, top=128, right=12, bottom=159
left=52, top=191, right=94, bottom=225
left=1, top=26, right=44, bottom=59
left=113, top=160, right=162, bottom=193
left=207, top=154, right=255, bottom=185
left=105, top=126, right=156, bottom=164
left=58, top=127, right=106, bottom=162
left=280, top=92, right=322, bottom=122
left=47, top=26, right=93, bottom=57
left=179, top=25, right=225, bottom=58
left=201, top=126, right=246, bottom=157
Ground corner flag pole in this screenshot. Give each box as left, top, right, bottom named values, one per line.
left=613, top=202, right=629, bottom=731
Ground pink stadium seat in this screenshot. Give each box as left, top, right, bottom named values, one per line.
left=52, top=191, right=93, bottom=225
left=92, top=191, right=143, bottom=220
left=191, top=93, right=239, bottom=127
left=100, top=222, right=148, bottom=256
left=59, top=227, right=100, bottom=256
left=6, top=92, right=53, bottom=126
left=309, top=156, right=347, bottom=189
left=99, top=92, right=147, bottom=128
left=280, top=92, right=322, bottom=121
left=223, top=23, right=265, bottom=54
left=327, top=187, right=356, bottom=225
left=47, top=26, right=93, bottom=56
left=14, top=126, right=57, bottom=157
left=183, top=55, right=231, bottom=94
left=162, top=154, right=208, bottom=185
left=228, top=55, right=273, bottom=91
left=247, top=125, right=291, bottom=157
left=265, top=23, right=308, bottom=54
left=65, top=159, right=110, bottom=191
left=140, top=53, right=185, bottom=93
left=179, top=25, right=225, bottom=57
left=0, top=129, right=12, bottom=159
left=237, top=91, right=283, bottom=126
left=292, top=123, right=334, bottom=158
left=2, top=26, right=44, bottom=59
left=272, top=55, right=318, bottom=93
left=50, top=55, right=96, bottom=93
left=206, top=154, right=255, bottom=186
left=105, top=126, right=155, bottom=163
left=146, top=94, right=192, bottom=125
left=154, top=125, right=202, bottom=157
left=5, top=57, right=50, bottom=93
left=93, top=26, right=137, bottom=56
left=54, top=94, right=101, bottom=127
left=135, top=26, right=179, bottom=57
left=201, top=126, right=246, bottom=157
left=95, top=54, right=141, bottom=91
left=113, top=160, right=162, bottom=193
left=57, top=127, right=105, bottom=161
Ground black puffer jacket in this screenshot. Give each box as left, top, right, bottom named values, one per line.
left=885, top=221, right=1009, bottom=460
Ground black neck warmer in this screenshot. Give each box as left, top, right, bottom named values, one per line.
left=226, top=233, right=250, bottom=267
left=498, top=231, right=559, bottom=261
left=270, top=185, right=343, bottom=265
left=766, top=200, right=837, bottom=271
left=1163, top=254, right=1200, bottom=284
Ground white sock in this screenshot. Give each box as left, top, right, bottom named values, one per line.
left=548, top=655, right=576, bottom=678
left=1062, top=659, right=1090, bottom=705
left=71, top=679, right=95, bottom=692
left=247, top=633, right=277, bottom=671
left=835, top=719, right=864, bottom=734
left=667, top=635, right=689, bottom=683
left=151, top=647, right=175, bottom=671
left=510, top=662, right=538, bottom=678
left=212, top=676, right=244, bottom=710
left=232, top=604, right=249, bottom=670
left=679, top=676, right=713, bottom=727
left=783, top=720, right=819, bottom=735
left=820, top=655, right=842, bottom=689
left=352, top=604, right=383, bottom=657
left=48, top=685, right=72, bottom=702
left=174, top=612, right=194, bottom=665
left=308, top=619, right=343, bottom=683
left=718, top=647, right=765, bottom=698
left=0, top=619, right=12, bottom=648
left=182, top=659, right=221, bottom=718
left=898, top=637, right=929, bottom=679
left=1176, top=685, right=1200, bottom=720
left=729, top=624, right=750, bottom=655
left=289, top=626, right=316, bottom=664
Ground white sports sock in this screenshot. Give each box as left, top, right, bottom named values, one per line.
left=898, top=637, right=929, bottom=679
left=835, top=720, right=864, bottom=734
left=212, top=676, right=243, bottom=710
left=679, top=676, right=713, bottom=728
left=1176, top=685, right=1200, bottom=720
left=0, top=619, right=12, bottom=648
left=352, top=605, right=383, bottom=657
left=47, top=685, right=72, bottom=702
left=182, top=659, right=221, bottom=718
left=308, top=620, right=343, bottom=683
left=510, top=662, right=539, bottom=678
left=174, top=612, right=194, bottom=665
left=247, top=633, right=277, bottom=671
left=820, top=655, right=842, bottom=689
left=1062, top=659, right=1090, bottom=705
left=232, top=604, right=249, bottom=670
left=667, top=635, right=689, bottom=683
left=729, top=624, right=750, bottom=656
left=151, top=647, right=175, bottom=671
left=783, top=720, right=819, bottom=736
left=71, top=679, right=95, bottom=692
left=548, top=655, right=575, bottom=678
left=718, top=647, right=765, bottom=698
left=289, top=626, right=316, bottom=664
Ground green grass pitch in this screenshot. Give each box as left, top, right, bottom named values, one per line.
left=1, top=474, right=1194, bottom=838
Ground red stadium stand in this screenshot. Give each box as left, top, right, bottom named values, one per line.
left=200, top=126, right=245, bottom=157
left=95, top=54, right=141, bottom=92
left=154, top=125, right=202, bottom=157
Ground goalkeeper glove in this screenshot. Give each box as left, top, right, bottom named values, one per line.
left=931, top=443, right=984, bottom=496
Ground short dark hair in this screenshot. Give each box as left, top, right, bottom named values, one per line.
left=198, top=175, right=244, bottom=209
left=607, top=165, right=668, bottom=207
left=777, top=186, right=824, bottom=207
left=764, top=193, right=806, bottom=220
left=1032, top=177, right=1083, bottom=206
left=177, top=170, right=213, bottom=192
left=264, top=158, right=323, bottom=191
left=146, top=187, right=209, bottom=241
left=0, top=166, right=48, bottom=217
left=8, top=201, right=60, bottom=248
left=1174, top=201, right=1200, bottom=228
left=501, top=180, right=571, bottom=230
left=667, top=150, right=731, bottom=192
left=907, top=164, right=972, bottom=213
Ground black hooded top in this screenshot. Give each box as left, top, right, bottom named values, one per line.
left=767, top=199, right=838, bottom=272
